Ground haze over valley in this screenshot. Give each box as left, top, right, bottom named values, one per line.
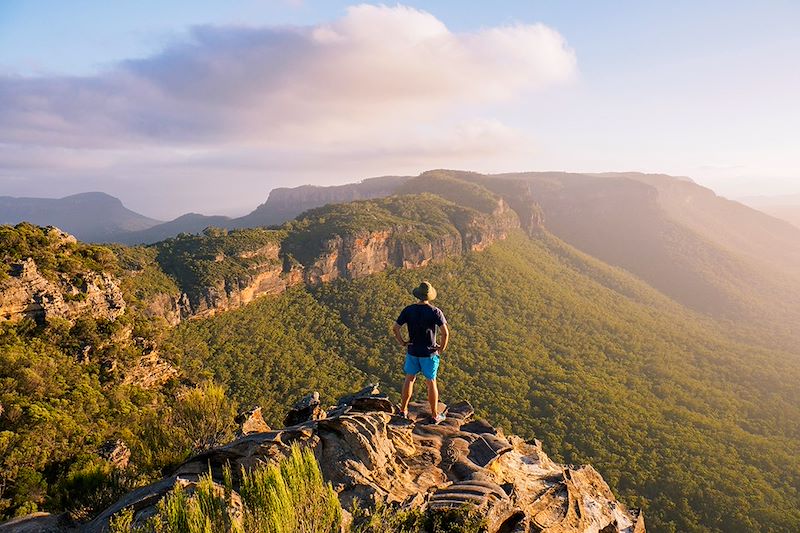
left=1, top=3, right=799, bottom=533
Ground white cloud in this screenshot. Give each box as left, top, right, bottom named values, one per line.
left=0, top=4, right=575, bottom=216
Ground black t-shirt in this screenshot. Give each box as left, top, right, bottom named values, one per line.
left=396, top=303, right=447, bottom=357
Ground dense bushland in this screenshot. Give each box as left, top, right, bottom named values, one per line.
left=164, top=232, right=800, bottom=532
left=3, top=182, right=800, bottom=532
left=0, top=318, right=237, bottom=520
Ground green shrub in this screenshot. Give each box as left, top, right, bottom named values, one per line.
left=238, top=444, right=341, bottom=533
left=148, top=474, right=234, bottom=533
left=52, top=460, right=133, bottom=522
left=130, top=383, right=237, bottom=475
left=0, top=223, right=116, bottom=280
left=173, top=383, right=237, bottom=452
left=109, top=506, right=135, bottom=532
left=109, top=444, right=340, bottom=533
left=351, top=500, right=487, bottom=533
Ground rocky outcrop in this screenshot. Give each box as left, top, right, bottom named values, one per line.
left=283, top=391, right=326, bottom=426
left=120, top=352, right=179, bottom=389
left=0, top=512, right=65, bottom=533
left=181, top=241, right=292, bottom=319
left=97, top=440, right=131, bottom=470
left=235, top=407, right=271, bottom=436
left=81, top=385, right=644, bottom=533
left=0, top=256, right=125, bottom=325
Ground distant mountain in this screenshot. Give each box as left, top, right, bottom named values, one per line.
left=0, top=192, right=161, bottom=242
left=608, top=173, right=800, bottom=276
left=414, top=170, right=800, bottom=350
left=757, top=205, right=800, bottom=229
left=740, top=192, right=800, bottom=207
left=100, top=176, right=413, bottom=245
left=230, top=175, right=409, bottom=229
left=739, top=193, right=800, bottom=230
left=112, top=212, right=232, bottom=245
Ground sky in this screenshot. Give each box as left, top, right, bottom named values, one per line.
left=1, top=1, right=799, bottom=219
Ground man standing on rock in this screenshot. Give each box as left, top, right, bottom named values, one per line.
left=393, top=281, right=449, bottom=423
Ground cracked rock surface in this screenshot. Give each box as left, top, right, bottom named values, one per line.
left=15, top=385, right=644, bottom=532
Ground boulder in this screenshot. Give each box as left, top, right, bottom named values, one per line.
left=283, top=391, right=325, bottom=426
left=235, top=407, right=271, bottom=435
left=98, top=439, right=131, bottom=469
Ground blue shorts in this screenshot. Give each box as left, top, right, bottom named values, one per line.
left=404, top=353, right=440, bottom=380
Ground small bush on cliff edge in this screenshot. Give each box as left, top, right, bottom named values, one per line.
left=131, top=382, right=238, bottom=476
left=109, top=444, right=341, bottom=533
left=351, top=500, right=487, bottom=533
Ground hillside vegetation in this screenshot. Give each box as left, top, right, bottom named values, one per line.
left=0, top=223, right=116, bottom=283
left=3, top=177, right=800, bottom=532
left=443, top=170, right=800, bottom=351
left=164, top=231, right=800, bottom=533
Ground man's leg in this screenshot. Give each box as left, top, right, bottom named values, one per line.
left=426, top=378, right=439, bottom=417
left=400, top=374, right=416, bottom=413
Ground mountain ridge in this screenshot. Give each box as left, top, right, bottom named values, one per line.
left=1, top=186, right=521, bottom=325
left=2, top=177, right=800, bottom=531
left=0, top=192, right=162, bottom=243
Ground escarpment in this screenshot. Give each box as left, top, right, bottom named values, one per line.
left=0, top=195, right=519, bottom=326
left=1, top=181, right=525, bottom=324
left=77, top=385, right=644, bottom=533
left=159, top=192, right=521, bottom=319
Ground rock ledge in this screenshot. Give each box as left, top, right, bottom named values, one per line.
left=5, top=386, right=645, bottom=533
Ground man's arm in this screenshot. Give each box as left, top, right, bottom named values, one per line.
left=392, top=323, right=409, bottom=347
left=438, top=323, right=449, bottom=353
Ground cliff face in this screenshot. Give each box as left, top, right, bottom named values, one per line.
left=175, top=195, right=519, bottom=318
left=81, top=385, right=644, bottom=533
left=302, top=219, right=498, bottom=285
left=0, top=230, right=125, bottom=324
left=183, top=241, right=291, bottom=319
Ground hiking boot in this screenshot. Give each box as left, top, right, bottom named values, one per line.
left=396, top=404, right=410, bottom=419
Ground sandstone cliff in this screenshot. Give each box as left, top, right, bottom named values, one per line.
left=170, top=193, right=520, bottom=318
left=0, top=227, right=125, bottom=324
left=0, top=188, right=519, bottom=326
left=67, top=385, right=643, bottom=533
left=175, top=240, right=291, bottom=319
left=296, top=201, right=517, bottom=286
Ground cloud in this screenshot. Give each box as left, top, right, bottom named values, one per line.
left=0, top=4, right=575, bottom=216
left=0, top=4, right=574, bottom=148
